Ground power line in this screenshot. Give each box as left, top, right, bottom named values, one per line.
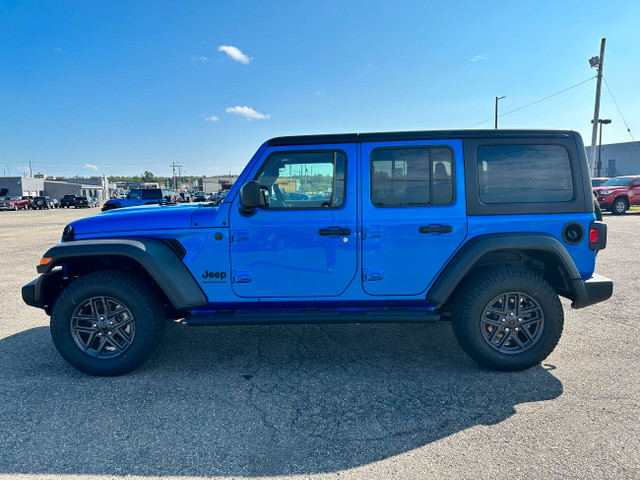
left=465, top=76, right=597, bottom=128
left=603, top=76, right=636, bottom=141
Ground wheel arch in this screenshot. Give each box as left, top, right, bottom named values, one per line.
left=30, top=238, right=207, bottom=314
left=427, top=233, right=585, bottom=307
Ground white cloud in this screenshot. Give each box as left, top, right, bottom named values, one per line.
left=53, top=47, right=62, bottom=53
left=190, top=56, right=209, bottom=62
left=218, top=45, right=251, bottom=64
left=203, top=115, right=219, bottom=122
left=225, top=106, right=270, bottom=120
left=470, top=55, right=488, bottom=62
left=84, top=164, right=99, bottom=171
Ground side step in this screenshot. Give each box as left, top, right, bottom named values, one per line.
left=185, top=309, right=441, bottom=326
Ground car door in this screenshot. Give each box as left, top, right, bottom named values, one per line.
left=361, top=140, right=467, bottom=296
left=228, top=144, right=358, bottom=298
left=631, top=178, right=640, bottom=204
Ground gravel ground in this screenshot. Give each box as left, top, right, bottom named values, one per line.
left=0, top=207, right=638, bottom=480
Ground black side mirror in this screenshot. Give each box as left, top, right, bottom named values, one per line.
left=239, top=181, right=263, bottom=215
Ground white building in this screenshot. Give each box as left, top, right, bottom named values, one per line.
left=587, top=140, right=640, bottom=177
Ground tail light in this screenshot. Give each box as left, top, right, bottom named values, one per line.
left=589, top=221, right=607, bottom=251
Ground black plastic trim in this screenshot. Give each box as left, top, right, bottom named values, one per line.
left=21, top=277, right=42, bottom=308
left=561, top=222, right=585, bottom=245
left=186, top=309, right=440, bottom=326
left=570, top=273, right=613, bottom=308
left=427, top=233, right=581, bottom=305
left=35, top=238, right=207, bottom=309
left=267, top=129, right=571, bottom=147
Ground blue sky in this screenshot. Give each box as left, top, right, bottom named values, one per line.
left=1, top=0, right=639, bottom=178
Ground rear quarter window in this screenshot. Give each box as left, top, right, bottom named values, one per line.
left=477, top=145, right=574, bottom=203
left=141, top=189, right=162, bottom=200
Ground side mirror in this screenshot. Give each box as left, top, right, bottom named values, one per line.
left=239, top=181, right=263, bottom=215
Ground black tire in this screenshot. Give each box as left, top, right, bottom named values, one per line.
left=452, top=268, right=564, bottom=371
left=610, top=197, right=627, bottom=215
left=50, top=270, right=165, bottom=376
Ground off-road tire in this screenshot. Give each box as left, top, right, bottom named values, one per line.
left=50, top=270, right=165, bottom=376
left=452, top=267, right=564, bottom=371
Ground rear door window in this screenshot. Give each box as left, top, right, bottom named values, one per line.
left=370, top=147, right=454, bottom=207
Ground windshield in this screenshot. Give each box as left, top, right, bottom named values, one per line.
left=601, top=177, right=632, bottom=187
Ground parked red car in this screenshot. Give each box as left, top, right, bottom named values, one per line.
left=593, top=175, right=640, bottom=215
left=0, top=196, right=30, bottom=210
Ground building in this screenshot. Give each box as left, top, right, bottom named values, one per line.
left=587, top=140, right=640, bottom=177
left=199, top=175, right=237, bottom=193
left=0, top=175, right=110, bottom=201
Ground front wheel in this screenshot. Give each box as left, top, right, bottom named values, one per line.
left=50, top=271, right=165, bottom=376
left=611, top=198, right=627, bottom=215
left=452, top=268, right=564, bottom=371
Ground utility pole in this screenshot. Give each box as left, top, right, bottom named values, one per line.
left=495, top=96, right=506, bottom=129
left=170, top=161, right=183, bottom=190
left=589, top=38, right=606, bottom=176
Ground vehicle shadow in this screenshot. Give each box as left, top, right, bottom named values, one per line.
left=0, top=321, right=563, bottom=477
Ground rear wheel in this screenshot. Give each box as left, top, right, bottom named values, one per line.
left=452, top=268, right=563, bottom=371
left=50, top=270, right=165, bottom=376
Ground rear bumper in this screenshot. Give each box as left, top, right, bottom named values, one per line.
left=570, top=273, right=613, bottom=309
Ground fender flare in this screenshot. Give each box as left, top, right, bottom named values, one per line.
left=427, top=233, right=584, bottom=305
left=35, top=238, right=207, bottom=310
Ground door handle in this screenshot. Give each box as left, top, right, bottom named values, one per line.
left=419, top=225, right=452, bottom=234
left=319, top=227, right=351, bottom=236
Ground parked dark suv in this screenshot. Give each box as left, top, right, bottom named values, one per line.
left=22, top=129, right=612, bottom=376
left=32, top=196, right=52, bottom=209
left=59, top=195, right=78, bottom=208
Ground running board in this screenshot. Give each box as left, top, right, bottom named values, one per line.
left=185, top=309, right=441, bottom=326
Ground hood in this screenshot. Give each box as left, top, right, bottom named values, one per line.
left=69, top=203, right=221, bottom=238
left=594, top=185, right=625, bottom=193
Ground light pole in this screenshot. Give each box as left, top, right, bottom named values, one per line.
left=495, top=96, right=506, bottom=129
left=588, top=38, right=606, bottom=175
left=593, top=118, right=611, bottom=177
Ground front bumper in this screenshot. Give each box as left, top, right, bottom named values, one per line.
left=570, top=273, right=613, bottom=309
left=22, top=276, right=45, bottom=309
left=597, top=198, right=613, bottom=208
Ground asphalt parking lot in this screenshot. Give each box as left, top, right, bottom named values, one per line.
left=0, top=207, right=638, bottom=480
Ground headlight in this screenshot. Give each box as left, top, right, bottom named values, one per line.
left=600, top=190, right=612, bottom=195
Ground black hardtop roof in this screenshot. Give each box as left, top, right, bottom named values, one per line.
left=268, top=129, right=575, bottom=146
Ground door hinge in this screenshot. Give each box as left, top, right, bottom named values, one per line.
left=230, top=230, right=250, bottom=242
left=363, top=268, right=384, bottom=281
left=363, top=227, right=382, bottom=240
left=232, top=270, right=252, bottom=284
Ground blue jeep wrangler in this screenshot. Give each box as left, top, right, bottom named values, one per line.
left=101, top=188, right=166, bottom=211
left=22, top=130, right=612, bottom=375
